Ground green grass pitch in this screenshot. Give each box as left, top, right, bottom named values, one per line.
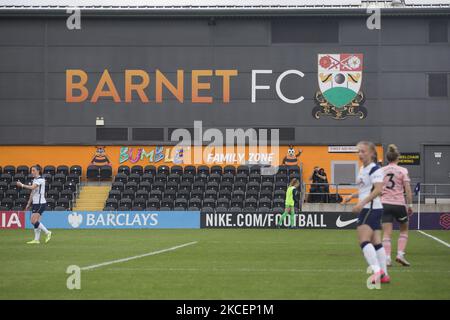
left=0, top=229, right=449, bottom=299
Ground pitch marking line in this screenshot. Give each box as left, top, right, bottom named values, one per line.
left=418, top=231, right=450, bottom=248
left=80, top=241, right=198, bottom=271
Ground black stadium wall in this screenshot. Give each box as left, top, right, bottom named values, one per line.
left=0, top=12, right=449, bottom=183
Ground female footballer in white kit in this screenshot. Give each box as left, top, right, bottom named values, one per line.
left=344, top=141, right=390, bottom=284
left=16, top=165, right=52, bottom=244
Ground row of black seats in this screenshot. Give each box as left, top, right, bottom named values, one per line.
left=0, top=165, right=82, bottom=176
left=103, top=205, right=290, bottom=214
left=0, top=181, right=78, bottom=194
left=114, top=164, right=300, bottom=177
left=108, top=189, right=287, bottom=202
left=0, top=197, right=71, bottom=210
left=105, top=197, right=291, bottom=210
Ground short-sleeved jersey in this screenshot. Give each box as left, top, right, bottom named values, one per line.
left=357, top=162, right=383, bottom=209
left=31, top=176, right=47, bottom=204
left=381, top=163, right=410, bottom=206
left=285, top=185, right=297, bottom=207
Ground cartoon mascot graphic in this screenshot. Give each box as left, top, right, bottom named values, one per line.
left=283, top=145, right=302, bottom=166
left=90, top=146, right=111, bottom=166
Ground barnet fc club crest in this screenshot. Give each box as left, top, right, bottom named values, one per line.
left=313, top=54, right=367, bottom=120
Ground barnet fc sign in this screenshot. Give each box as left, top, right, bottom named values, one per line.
left=313, top=53, right=367, bottom=120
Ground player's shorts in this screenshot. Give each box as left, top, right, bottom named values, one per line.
left=382, top=203, right=409, bottom=224
left=357, top=208, right=383, bottom=230
left=32, top=203, right=47, bottom=215
left=285, top=204, right=295, bottom=209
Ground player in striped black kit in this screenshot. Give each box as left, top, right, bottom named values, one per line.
left=16, top=165, right=52, bottom=244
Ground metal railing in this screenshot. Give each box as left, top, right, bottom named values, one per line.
left=301, top=182, right=450, bottom=204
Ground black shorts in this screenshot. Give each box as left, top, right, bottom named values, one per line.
left=382, top=203, right=408, bottom=224
left=357, top=208, right=383, bottom=230
left=32, top=203, right=47, bottom=215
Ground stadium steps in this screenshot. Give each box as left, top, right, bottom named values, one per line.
left=72, top=185, right=111, bottom=211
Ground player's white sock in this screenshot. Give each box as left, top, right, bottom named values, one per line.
left=375, top=245, right=388, bottom=275
left=38, top=222, right=49, bottom=235
left=361, top=242, right=381, bottom=274
left=34, top=228, right=41, bottom=241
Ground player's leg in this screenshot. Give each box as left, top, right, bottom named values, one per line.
left=372, top=230, right=390, bottom=283
left=289, top=206, right=295, bottom=227
left=357, top=224, right=381, bottom=275
left=396, top=218, right=410, bottom=266
left=37, top=204, right=51, bottom=243
left=381, top=222, right=393, bottom=266
left=27, top=210, right=41, bottom=244
left=278, top=206, right=291, bottom=226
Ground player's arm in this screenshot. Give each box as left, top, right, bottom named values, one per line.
left=16, top=181, right=38, bottom=191
left=404, top=182, right=413, bottom=215
left=343, top=192, right=358, bottom=203
left=352, top=182, right=383, bottom=213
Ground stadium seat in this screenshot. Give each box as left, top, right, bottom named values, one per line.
left=155, top=173, right=167, bottom=183
left=150, top=190, right=163, bottom=200
left=261, top=175, right=274, bottom=183
left=106, top=199, right=119, bottom=209
left=243, top=207, right=256, bottom=213
left=0, top=174, right=12, bottom=184
left=131, top=206, right=144, bottom=211
left=51, top=181, right=63, bottom=192
left=14, top=198, right=27, bottom=209
left=135, top=190, right=149, bottom=200
left=260, top=189, right=273, bottom=200
left=258, top=207, right=271, bottom=214
left=46, top=189, right=60, bottom=200
left=218, top=189, right=231, bottom=200
left=194, top=174, right=208, bottom=183
left=261, top=182, right=273, bottom=192
left=192, top=181, right=205, bottom=191
left=11, top=206, right=24, bottom=211
left=60, top=190, right=73, bottom=201
left=220, top=182, right=233, bottom=192
left=217, top=198, right=230, bottom=208
left=203, top=198, right=216, bottom=208
left=160, top=206, right=172, bottom=211
left=141, top=173, right=154, bottom=183
left=237, top=165, right=249, bottom=175
left=46, top=198, right=56, bottom=210
left=0, top=206, right=9, bottom=211
left=176, top=190, right=190, bottom=200
left=69, top=165, right=82, bottom=176
left=174, top=198, right=188, bottom=209
left=56, top=198, right=70, bottom=209
left=67, top=174, right=80, bottom=184
left=8, top=182, right=18, bottom=191
left=274, top=190, right=285, bottom=200
left=64, top=182, right=77, bottom=193
left=206, top=181, right=219, bottom=191
left=210, top=165, right=222, bottom=175
left=223, top=165, right=236, bottom=175
left=208, top=173, right=221, bottom=183
left=119, top=199, right=132, bottom=208
left=108, top=190, right=121, bottom=200
left=131, top=165, right=143, bottom=175
left=152, top=181, right=165, bottom=192
left=244, top=198, right=258, bottom=209
left=168, top=174, right=181, bottom=183
left=103, top=206, right=116, bottom=211
left=221, top=173, right=234, bottom=183
left=56, top=165, right=69, bottom=175
left=54, top=206, right=66, bottom=211
left=165, top=181, right=179, bottom=192
left=122, top=189, right=135, bottom=200
left=215, top=207, right=228, bottom=214
left=201, top=206, right=214, bottom=214
left=3, top=166, right=15, bottom=175
left=274, top=182, right=287, bottom=191
left=277, top=165, right=288, bottom=175
left=229, top=207, right=242, bottom=214
left=43, top=165, right=56, bottom=176
left=133, top=198, right=146, bottom=208
left=43, top=173, right=53, bottom=184
left=275, top=174, right=288, bottom=183
left=273, top=199, right=285, bottom=208
left=86, top=165, right=100, bottom=180
left=247, top=182, right=260, bottom=192
left=146, top=198, right=160, bottom=210
left=204, top=190, right=217, bottom=200
left=250, top=165, right=261, bottom=175
left=0, top=181, right=7, bottom=193
left=164, top=190, right=177, bottom=200
left=53, top=173, right=66, bottom=183
left=237, top=173, right=250, bottom=183
left=273, top=207, right=284, bottom=214
left=232, top=190, right=245, bottom=201
left=144, top=165, right=156, bottom=176
left=190, top=189, right=203, bottom=200
left=16, top=165, right=29, bottom=175
left=233, top=182, right=246, bottom=192
left=188, top=206, right=199, bottom=211
left=118, top=206, right=130, bottom=211
left=170, top=165, right=183, bottom=175
left=5, top=190, right=18, bottom=200
left=161, top=198, right=174, bottom=209
left=189, top=198, right=201, bottom=209
left=112, top=181, right=124, bottom=192
left=115, top=173, right=128, bottom=183
left=100, top=166, right=112, bottom=179
left=128, top=173, right=141, bottom=183
left=157, top=165, right=170, bottom=175
left=288, top=166, right=300, bottom=175
left=181, top=174, right=194, bottom=183
left=125, top=181, right=138, bottom=192
left=259, top=197, right=272, bottom=208
left=197, top=165, right=209, bottom=175
left=18, top=189, right=31, bottom=199
left=183, top=165, right=196, bottom=175
left=117, top=165, right=130, bottom=175
left=231, top=198, right=243, bottom=208
left=174, top=206, right=187, bottom=211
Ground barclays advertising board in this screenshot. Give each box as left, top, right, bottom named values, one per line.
left=25, top=211, right=200, bottom=229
